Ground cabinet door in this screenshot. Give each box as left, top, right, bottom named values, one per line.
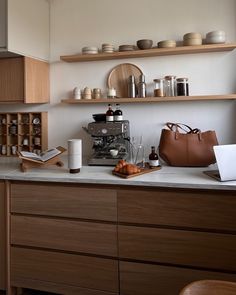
left=11, top=247, right=119, bottom=294
left=119, top=225, right=236, bottom=271
left=0, top=181, right=6, bottom=290
left=0, top=57, right=49, bottom=103
left=0, top=0, right=6, bottom=48
left=0, top=58, right=24, bottom=102
left=120, top=261, right=236, bottom=295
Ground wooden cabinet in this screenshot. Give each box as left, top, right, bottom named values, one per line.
left=0, top=0, right=49, bottom=61
left=0, top=112, right=48, bottom=156
left=10, top=182, right=119, bottom=295
left=0, top=57, right=49, bottom=103
left=8, top=182, right=236, bottom=295
left=0, top=181, right=6, bottom=290
left=117, top=187, right=236, bottom=295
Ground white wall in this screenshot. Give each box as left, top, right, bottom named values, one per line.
left=1, top=0, right=236, bottom=162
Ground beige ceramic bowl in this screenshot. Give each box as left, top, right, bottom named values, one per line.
left=183, top=38, right=202, bottom=46
left=157, top=40, right=176, bottom=48
left=183, top=32, right=202, bottom=40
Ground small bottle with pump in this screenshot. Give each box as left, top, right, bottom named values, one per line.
left=106, top=104, right=114, bottom=122
left=114, top=104, right=123, bottom=121
left=148, top=146, right=159, bottom=168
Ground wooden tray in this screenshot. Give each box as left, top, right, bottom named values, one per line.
left=112, top=164, right=161, bottom=179
left=107, top=63, right=143, bottom=98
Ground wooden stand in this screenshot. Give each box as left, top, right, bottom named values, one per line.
left=18, top=146, right=66, bottom=172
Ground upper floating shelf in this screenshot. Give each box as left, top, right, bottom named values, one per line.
left=60, top=43, right=236, bottom=63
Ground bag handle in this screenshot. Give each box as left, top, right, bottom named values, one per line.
left=166, top=122, right=201, bottom=134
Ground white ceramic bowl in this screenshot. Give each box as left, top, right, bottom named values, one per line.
left=110, top=149, right=119, bottom=157
left=206, top=30, right=226, bottom=44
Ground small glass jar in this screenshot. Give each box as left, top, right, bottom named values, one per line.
left=176, top=78, right=189, bottom=96
left=153, top=78, right=165, bottom=97
left=164, top=75, right=176, bottom=97
left=107, top=87, right=116, bottom=98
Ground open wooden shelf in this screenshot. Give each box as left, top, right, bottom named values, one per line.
left=60, top=43, right=236, bottom=63
left=61, top=94, right=236, bottom=104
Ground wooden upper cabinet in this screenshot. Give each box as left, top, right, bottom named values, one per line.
left=0, top=57, right=49, bottom=103
left=0, top=0, right=49, bottom=61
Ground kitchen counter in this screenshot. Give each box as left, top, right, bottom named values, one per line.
left=1, top=156, right=236, bottom=190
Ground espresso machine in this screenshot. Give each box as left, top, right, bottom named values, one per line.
left=85, top=120, right=130, bottom=166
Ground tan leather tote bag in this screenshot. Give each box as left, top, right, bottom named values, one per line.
left=159, top=122, right=218, bottom=167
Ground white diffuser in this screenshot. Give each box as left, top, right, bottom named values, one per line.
left=68, top=139, right=82, bottom=173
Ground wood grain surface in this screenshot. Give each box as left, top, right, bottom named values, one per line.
left=107, top=63, right=142, bottom=97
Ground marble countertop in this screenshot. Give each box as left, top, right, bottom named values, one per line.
left=1, top=157, right=236, bottom=191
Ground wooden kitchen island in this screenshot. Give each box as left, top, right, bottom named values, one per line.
left=1, top=160, right=236, bottom=295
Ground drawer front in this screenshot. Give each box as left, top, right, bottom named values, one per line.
left=0, top=181, right=6, bottom=290
left=11, top=182, right=117, bottom=221
left=119, top=225, right=236, bottom=271
left=11, top=247, right=119, bottom=293
left=120, top=261, right=236, bottom=295
left=118, top=188, right=236, bottom=231
left=11, top=215, right=117, bottom=257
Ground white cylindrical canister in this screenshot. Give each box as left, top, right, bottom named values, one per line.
left=68, top=139, right=82, bottom=173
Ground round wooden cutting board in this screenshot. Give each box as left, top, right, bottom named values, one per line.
left=107, top=63, right=143, bottom=98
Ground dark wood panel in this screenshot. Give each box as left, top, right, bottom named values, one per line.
left=120, top=261, right=236, bottom=295
left=118, top=188, right=236, bottom=231
left=119, top=225, right=236, bottom=271
left=11, top=215, right=117, bottom=257
left=0, top=182, right=6, bottom=290
left=11, top=182, right=117, bottom=221
left=12, top=277, right=118, bottom=295
left=11, top=247, right=119, bottom=293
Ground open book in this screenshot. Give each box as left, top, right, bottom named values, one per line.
left=19, top=147, right=62, bottom=162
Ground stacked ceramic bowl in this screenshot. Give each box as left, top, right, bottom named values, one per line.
left=82, top=46, right=98, bottom=54
left=119, top=45, right=135, bottom=52
left=183, top=32, right=202, bottom=46
left=206, top=30, right=226, bottom=44
left=102, top=43, right=115, bottom=53
left=157, top=40, right=176, bottom=48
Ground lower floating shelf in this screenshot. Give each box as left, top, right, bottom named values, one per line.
left=61, top=94, right=236, bottom=104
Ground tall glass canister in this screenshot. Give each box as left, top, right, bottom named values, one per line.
left=164, top=75, right=176, bottom=96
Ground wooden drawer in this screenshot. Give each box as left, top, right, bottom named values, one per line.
left=11, top=247, right=119, bottom=293
left=11, top=215, right=117, bottom=257
left=118, top=225, right=236, bottom=271
left=120, top=261, right=236, bottom=295
left=11, top=182, right=117, bottom=221
left=118, top=188, right=236, bottom=231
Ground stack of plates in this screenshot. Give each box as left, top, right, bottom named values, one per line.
left=102, top=43, right=115, bottom=53
left=82, top=46, right=99, bottom=54
left=183, top=32, right=202, bottom=46
left=119, top=45, right=135, bottom=52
